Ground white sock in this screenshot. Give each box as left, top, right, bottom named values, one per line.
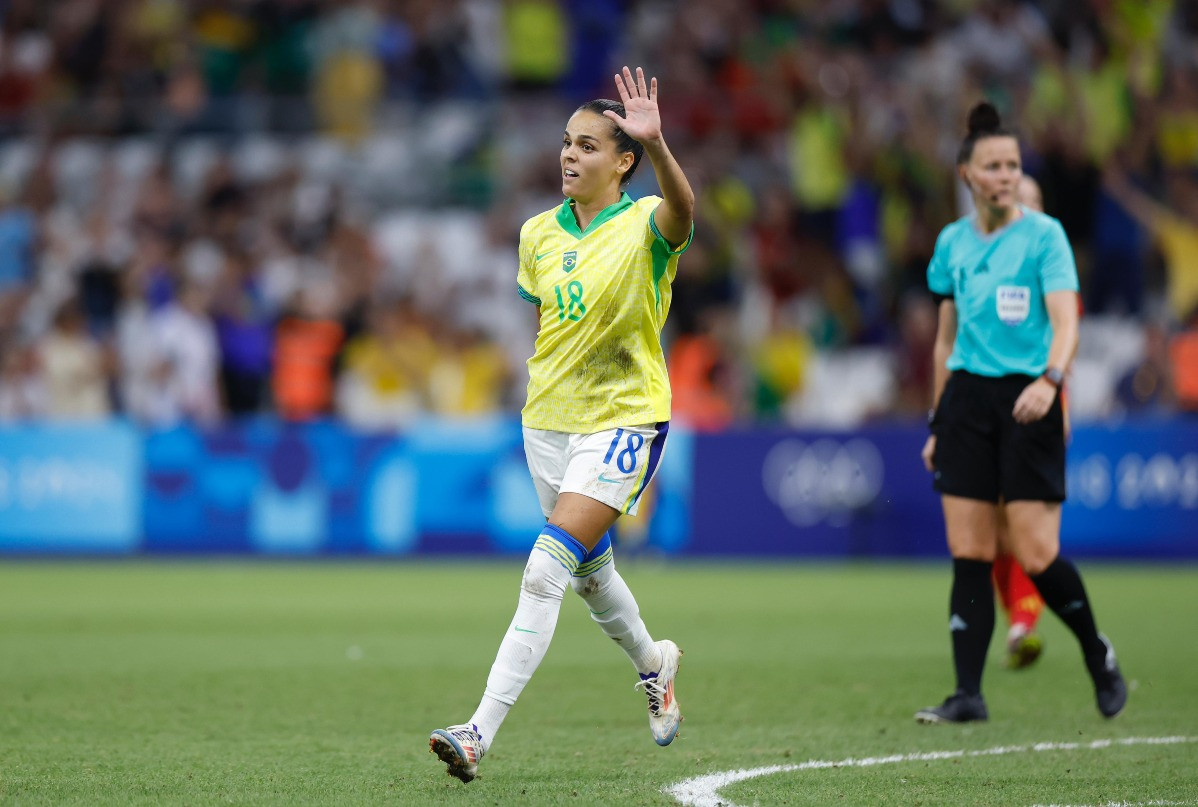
left=571, top=560, right=662, bottom=675
left=468, top=696, right=509, bottom=751
left=472, top=527, right=582, bottom=748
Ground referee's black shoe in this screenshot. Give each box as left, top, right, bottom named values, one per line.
left=914, top=691, right=988, bottom=724
left=1087, top=634, right=1128, bottom=719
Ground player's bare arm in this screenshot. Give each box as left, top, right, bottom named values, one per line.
left=605, top=66, right=694, bottom=248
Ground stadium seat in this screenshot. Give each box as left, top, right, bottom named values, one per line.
left=232, top=136, right=291, bottom=184
left=791, top=348, right=897, bottom=428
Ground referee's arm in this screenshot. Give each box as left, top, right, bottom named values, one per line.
left=930, top=299, right=958, bottom=410
left=1011, top=290, right=1079, bottom=424
left=921, top=298, right=957, bottom=472
left=1043, top=290, right=1080, bottom=375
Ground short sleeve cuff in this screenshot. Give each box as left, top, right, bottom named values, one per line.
left=518, top=284, right=541, bottom=305
left=1041, top=278, right=1080, bottom=294
left=649, top=210, right=693, bottom=255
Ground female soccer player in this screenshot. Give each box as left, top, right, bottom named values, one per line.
left=916, top=102, right=1126, bottom=724
left=430, top=66, right=694, bottom=781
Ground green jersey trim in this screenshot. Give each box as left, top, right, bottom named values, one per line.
left=554, top=192, right=635, bottom=238
left=648, top=208, right=694, bottom=306
left=518, top=283, right=541, bottom=305
left=649, top=207, right=695, bottom=256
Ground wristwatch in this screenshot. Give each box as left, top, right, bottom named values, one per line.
left=1042, top=366, right=1065, bottom=388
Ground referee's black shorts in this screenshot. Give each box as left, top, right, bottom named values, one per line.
left=931, top=370, right=1066, bottom=503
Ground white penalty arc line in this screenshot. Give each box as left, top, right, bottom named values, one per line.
left=664, top=736, right=1198, bottom=807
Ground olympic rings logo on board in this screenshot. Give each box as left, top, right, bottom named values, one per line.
left=761, top=438, right=885, bottom=527
left=1069, top=452, right=1198, bottom=510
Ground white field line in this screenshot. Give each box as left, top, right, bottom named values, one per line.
left=664, top=736, right=1198, bottom=807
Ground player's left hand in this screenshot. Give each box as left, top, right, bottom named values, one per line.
left=606, top=66, right=662, bottom=144
left=1012, top=378, right=1056, bottom=424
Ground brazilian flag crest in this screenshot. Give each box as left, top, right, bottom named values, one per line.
left=562, top=251, right=577, bottom=273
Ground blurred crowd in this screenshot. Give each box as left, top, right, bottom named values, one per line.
left=0, top=0, right=1196, bottom=430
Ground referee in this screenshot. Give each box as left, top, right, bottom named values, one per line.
left=915, top=102, right=1127, bottom=724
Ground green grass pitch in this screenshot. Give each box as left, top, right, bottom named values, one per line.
left=1, top=560, right=1195, bottom=806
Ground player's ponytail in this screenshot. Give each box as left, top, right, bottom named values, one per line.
left=576, top=99, right=645, bottom=187
left=957, top=101, right=1015, bottom=164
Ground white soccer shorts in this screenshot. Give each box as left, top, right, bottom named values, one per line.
left=522, top=422, right=669, bottom=517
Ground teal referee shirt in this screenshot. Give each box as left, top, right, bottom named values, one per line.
left=927, top=207, right=1079, bottom=378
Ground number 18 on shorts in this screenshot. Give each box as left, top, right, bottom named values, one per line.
left=523, top=422, right=670, bottom=517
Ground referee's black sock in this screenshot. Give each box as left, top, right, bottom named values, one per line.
left=949, top=558, right=995, bottom=697
left=1029, top=555, right=1107, bottom=660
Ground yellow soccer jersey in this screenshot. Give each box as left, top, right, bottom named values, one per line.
left=517, top=193, right=692, bottom=433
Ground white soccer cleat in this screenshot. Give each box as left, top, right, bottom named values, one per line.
left=635, top=639, right=683, bottom=746
left=429, top=723, right=486, bottom=783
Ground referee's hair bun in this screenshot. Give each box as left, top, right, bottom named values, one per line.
left=966, top=102, right=1002, bottom=136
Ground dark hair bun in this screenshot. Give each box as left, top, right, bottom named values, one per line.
left=966, top=102, right=1002, bottom=136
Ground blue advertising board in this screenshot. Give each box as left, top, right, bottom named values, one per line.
left=143, top=420, right=405, bottom=554
left=0, top=423, right=142, bottom=552
left=1062, top=421, right=1198, bottom=557
left=0, top=418, right=1194, bottom=558
left=684, top=423, right=1198, bottom=559
left=687, top=428, right=946, bottom=557
left=141, top=417, right=692, bottom=557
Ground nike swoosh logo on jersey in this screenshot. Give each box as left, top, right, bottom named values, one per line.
left=597, top=473, right=625, bottom=484
left=535, top=251, right=553, bottom=261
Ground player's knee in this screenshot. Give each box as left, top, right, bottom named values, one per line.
left=1018, top=549, right=1054, bottom=576
left=522, top=553, right=567, bottom=598
left=571, top=574, right=604, bottom=598
left=1005, top=527, right=1059, bottom=574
